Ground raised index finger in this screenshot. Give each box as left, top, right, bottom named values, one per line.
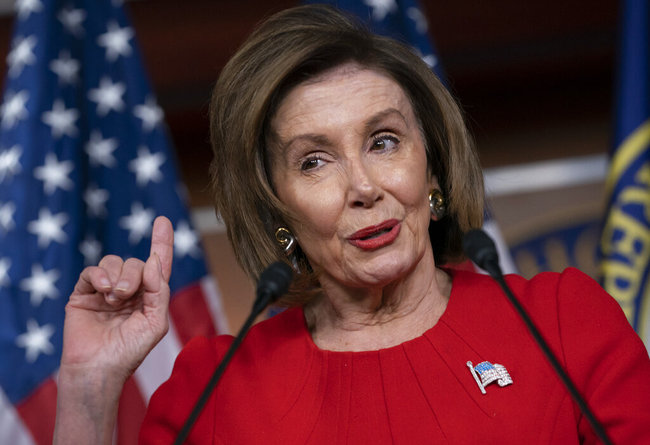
left=150, top=216, right=174, bottom=283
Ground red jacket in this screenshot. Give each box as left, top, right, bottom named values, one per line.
left=141, top=268, right=650, bottom=444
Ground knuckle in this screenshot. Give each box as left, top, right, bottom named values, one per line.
left=124, top=257, right=145, bottom=268
left=98, top=254, right=123, bottom=268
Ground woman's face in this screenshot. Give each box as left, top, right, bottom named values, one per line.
left=269, top=64, right=437, bottom=290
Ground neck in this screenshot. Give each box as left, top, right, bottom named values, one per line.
left=304, top=255, right=451, bottom=352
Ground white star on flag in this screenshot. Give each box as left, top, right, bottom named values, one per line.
left=119, top=202, right=155, bottom=245
left=15, top=319, right=55, bottom=363
left=87, top=76, right=126, bottom=116
left=85, top=130, right=118, bottom=167
left=80, top=236, right=102, bottom=266
left=97, top=21, right=133, bottom=62
left=20, top=264, right=59, bottom=306
left=15, top=0, right=43, bottom=21
left=84, top=183, right=109, bottom=217
left=34, top=152, right=74, bottom=194
left=50, top=50, right=80, bottom=85
left=174, top=221, right=201, bottom=258
left=57, top=6, right=86, bottom=37
left=0, top=145, right=22, bottom=182
left=7, top=35, right=37, bottom=78
left=0, top=202, right=16, bottom=232
left=421, top=54, right=437, bottom=69
left=129, top=146, right=165, bottom=186
left=406, top=7, right=428, bottom=34
left=134, top=96, right=163, bottom=132
left=27, top=208, right=68, bottom=248
left=0, top=257, right=11, bottom=286
left=363, top=0, right=397, bottom=21
left=41, top=99, right=79, bottom=138
left=1, top=90, right=29, bottom=129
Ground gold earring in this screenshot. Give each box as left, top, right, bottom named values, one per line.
left=275, top=227, right=296, bottom=255
left=429, top=189, right=446, bottom=219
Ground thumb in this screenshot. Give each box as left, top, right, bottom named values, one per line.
left=149, top=216, right=174, bottom=283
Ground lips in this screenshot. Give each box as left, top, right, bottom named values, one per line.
left=348, top=219, right=401, bottom=250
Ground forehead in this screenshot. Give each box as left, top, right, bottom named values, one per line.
left=270, top=64, right=415, bottom=137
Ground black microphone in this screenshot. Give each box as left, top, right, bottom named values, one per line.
left=463, top=229, right=612, bottom=445
left=173, top=261, right=293, bottom=445
left=254, top=261, right=293, bottom=313
left=462, top=229, right=501, bottom=277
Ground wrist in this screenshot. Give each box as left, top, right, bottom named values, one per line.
left=54, top=366, right=127, bottom=445
left=58, top=362, right=129, bottom=394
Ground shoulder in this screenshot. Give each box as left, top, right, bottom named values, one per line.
left=165, top=306, right=309, bottom=382
left=445, top=267, right=636, bottom=353
left=139, top=333, right=231, bottom=443
left=140, top=307, right=311, bottom=443
left=450, top=266, right=613, bottom=310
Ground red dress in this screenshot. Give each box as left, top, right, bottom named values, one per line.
left=140, top=268, right=650, bottom=444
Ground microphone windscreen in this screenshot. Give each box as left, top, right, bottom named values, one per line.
left=462, top=229, right=499, bottom=272
left=257, top=261, right=293, bottom=301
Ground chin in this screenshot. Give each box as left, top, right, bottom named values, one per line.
left=351, top=255, right=418, bottom=287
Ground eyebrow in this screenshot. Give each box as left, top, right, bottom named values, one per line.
left=280, top=133, right=331, bottom=152
left=363, top=108, right=409, bottom=134
left=278, top=107, right=410, bottom=152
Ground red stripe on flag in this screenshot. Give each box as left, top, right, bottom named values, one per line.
left=16, top=377, right=57, bottom=445
left=117, top=376, right=147, bottom=445
left=169, top=283, right=218, bottom=345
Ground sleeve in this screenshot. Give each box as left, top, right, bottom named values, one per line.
left=138, top=335, right=232, bottom=445
left=555, top=268, right=650, bottom=444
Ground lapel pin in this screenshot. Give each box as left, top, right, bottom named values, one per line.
left=467, top=360, right=513, bottom=394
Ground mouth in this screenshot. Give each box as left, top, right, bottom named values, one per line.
left=348, top=219, right=401, bottom=250
left=359, top=227, right=392, bottom=240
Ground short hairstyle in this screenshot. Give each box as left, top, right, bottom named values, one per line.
left=209, top=4, right=484, bottom=306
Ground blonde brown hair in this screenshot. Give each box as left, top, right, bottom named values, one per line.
left=209, top=4, right=484, bottom=306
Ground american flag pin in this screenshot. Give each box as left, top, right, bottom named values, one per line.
left=467, top=360, right=513, bottom=394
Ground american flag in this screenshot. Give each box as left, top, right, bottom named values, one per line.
left=309, top=0, right=518, bottom=274
left=0, top=1, right=227, bottom=444
left=307, top=0, right=443, bottom=78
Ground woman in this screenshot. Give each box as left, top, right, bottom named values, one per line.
left=54, top=5, right=650, bottom=444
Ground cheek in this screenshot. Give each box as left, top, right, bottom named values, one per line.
left=285, top=181, right=343, bottom=239
left=387, top=161, right=430, bottom=207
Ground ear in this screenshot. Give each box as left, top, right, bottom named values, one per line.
left=428, top=175, right=440, bottom=191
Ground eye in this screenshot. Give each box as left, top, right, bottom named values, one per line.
left=370, top=134, right=399, bottom=152
left=300, top=155, right=325, bottom=171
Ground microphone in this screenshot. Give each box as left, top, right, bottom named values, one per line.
left=173, top=261, right=293, bottom=445
left=463, top=229, right=612, bottom=445
left=461, top=229, right=500, bottom=277
left=254, top=261, right=293, bottom=313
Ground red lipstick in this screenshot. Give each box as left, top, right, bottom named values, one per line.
left=348, top=219, right=401, bottom=250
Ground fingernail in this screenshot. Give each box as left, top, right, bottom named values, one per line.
left=106, top=292, right=118, bottom=303
left=115, top=281, right=129, bottom=292
left=100, top=278, right=111, bottom=289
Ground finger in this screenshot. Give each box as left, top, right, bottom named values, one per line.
left=97, top=255, right=125, bottom=287
left=113, top=258, right=146, bottom=300
left=141, top=253, right=171, bottom=330
left=149, top=216, right=174, bottom=283
left=74, top=266, right=113, bottom=295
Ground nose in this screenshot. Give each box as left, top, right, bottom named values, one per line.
left=346, top=158, right=382, bottom=208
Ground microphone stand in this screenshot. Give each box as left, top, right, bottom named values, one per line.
left=173, top=262, right=292, bottom=445
left=465, top=229, right=612, bottom=445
